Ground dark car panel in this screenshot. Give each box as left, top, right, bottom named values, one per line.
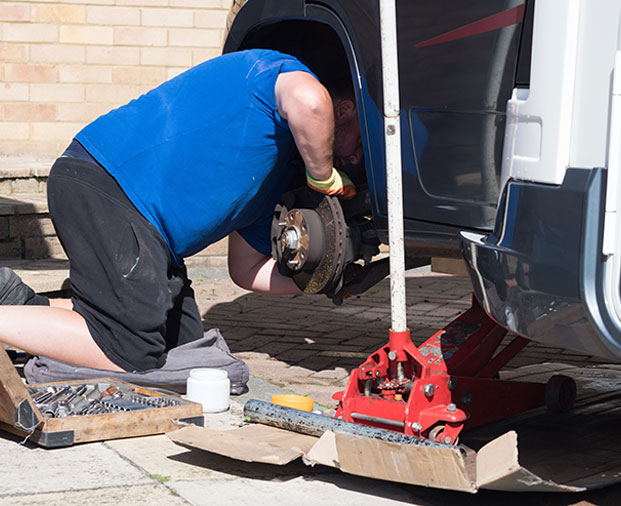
left=220, top=0, right=621, bottom=362
left=397, top=1, right=525, bottom=228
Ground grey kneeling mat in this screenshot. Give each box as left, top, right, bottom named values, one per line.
left=24, top=328, right=249, bottom=394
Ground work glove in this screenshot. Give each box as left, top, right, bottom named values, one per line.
left=306, top=168, right=356, bottom=200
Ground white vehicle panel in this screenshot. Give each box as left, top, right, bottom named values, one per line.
left=570, top=1, right=621, bottom=171
left=501, top=0, right=579, bottom=188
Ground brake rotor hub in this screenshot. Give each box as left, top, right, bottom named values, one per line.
left=272, top=194, right=348, bottom=294
left=278, top=208, right=326, bottom=271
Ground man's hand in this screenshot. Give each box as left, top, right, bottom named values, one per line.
left=306, top=168, right=356, bottom=200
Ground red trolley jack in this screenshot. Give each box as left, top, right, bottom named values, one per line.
left=332, top=297, right=576, bottom=444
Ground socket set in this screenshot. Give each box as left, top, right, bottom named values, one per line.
left=27, top=381, right=183, bottom=418
left=0, top=347, right=204, bottom=447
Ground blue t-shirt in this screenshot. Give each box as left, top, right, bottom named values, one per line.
left=76, top=49, right=314, bottom=264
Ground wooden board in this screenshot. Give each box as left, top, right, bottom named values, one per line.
left=431, top=258, right=469, bottom=276
left=0, top=348, right=203, bottom=447
left=0, top=347, right=42, bottom=432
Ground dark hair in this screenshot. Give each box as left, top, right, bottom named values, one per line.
left=324, top=78, right=354, bottom=101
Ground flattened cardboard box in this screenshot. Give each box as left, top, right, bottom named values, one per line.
left=169, top=363, right=621, bottom=493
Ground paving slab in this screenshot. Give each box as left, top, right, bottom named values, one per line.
left=167, top=474, right=421, bottom=506
left=0, top=436, right=151, bottom=497
left=0, top=484, right=188, bottom=506
left=105, top=434, right=223, bottom=483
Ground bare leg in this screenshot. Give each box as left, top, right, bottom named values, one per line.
left=50, top=298, right=73, bottom=310
left=0, top=305, right=124, bottom=371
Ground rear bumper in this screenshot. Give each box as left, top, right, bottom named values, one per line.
left=461, top=167, right=621, bottom=362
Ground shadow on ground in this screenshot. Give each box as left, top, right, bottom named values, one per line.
left=200, top=275, right=473, bottom=372
left=411, top=483, right=621, bottom=506
left=199, top=275, right=608, bottom=373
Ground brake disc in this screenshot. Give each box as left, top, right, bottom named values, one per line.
left=272, top=194, right=348, bottom=294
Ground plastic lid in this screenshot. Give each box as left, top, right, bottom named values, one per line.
left=271, top=394, right=314, bottom=412
left=190, top=368, right=228, bottom=381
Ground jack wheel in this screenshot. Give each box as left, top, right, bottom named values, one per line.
left=427, top=424, right=459, bottom=445
left=545, top=374, right=576, bottom=412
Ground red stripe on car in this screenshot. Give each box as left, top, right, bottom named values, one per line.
left=415, top=3, right=526, bottom=48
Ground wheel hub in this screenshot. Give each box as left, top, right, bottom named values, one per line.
left=272, top=194, right=347, bottom=293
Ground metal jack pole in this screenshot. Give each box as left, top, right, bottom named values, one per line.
left=379, top=0, right=410, bottom=355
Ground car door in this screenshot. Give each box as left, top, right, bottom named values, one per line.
left=396, top=0, right=528, bottom=231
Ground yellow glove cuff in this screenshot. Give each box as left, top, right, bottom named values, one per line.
left=306, top=168, right=356, bottom=199
left=308, top=167, right=353, bottom=190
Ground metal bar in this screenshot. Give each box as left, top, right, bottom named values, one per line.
left=350, top=412, right=405, bottom=428
left=244, top=400, right=452, bottom=449
left=477, top=336, right=530, bottom=378
left=379, top=0, right=407, bottom=333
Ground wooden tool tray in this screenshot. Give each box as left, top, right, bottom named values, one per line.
left=0, top=347, right=203, bottom=448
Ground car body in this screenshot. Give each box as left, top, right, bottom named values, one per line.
left=223, top=0, right=621, bottom=362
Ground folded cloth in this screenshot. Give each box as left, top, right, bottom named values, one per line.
left=24, top=328, right=249, bottom=395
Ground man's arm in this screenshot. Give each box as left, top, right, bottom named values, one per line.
left=275, top=71, right=356, bottom=199
left=227, top=231, right=301, bottom=294
left=227, top=73, right=335, bottom=295
left=275, top=71, right=334, bottom=181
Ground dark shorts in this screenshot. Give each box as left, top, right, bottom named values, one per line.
left=47, top=156, right=204, bottom=372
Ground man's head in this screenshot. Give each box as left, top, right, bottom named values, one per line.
left=332, top=98, right=363, bottom=168
left=326, top=80, right=363, bottom=169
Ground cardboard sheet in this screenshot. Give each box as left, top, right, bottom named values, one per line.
left=305, top=431, right=339, bottom=468
left=169, top=424, right=318, bottom=465
left=168, top=363, right=621, bottom=493
left=475, top=431, right=582, bottom=492
left=334, top=432, right=476, bottom=492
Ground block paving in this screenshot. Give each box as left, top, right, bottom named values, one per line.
left=188, top=267, right=610, bottom=407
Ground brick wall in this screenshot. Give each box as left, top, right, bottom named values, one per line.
left=0, top=0, right=232, bottom=158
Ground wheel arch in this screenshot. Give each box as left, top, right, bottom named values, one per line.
left=223, top=2, right=378, bottom=204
